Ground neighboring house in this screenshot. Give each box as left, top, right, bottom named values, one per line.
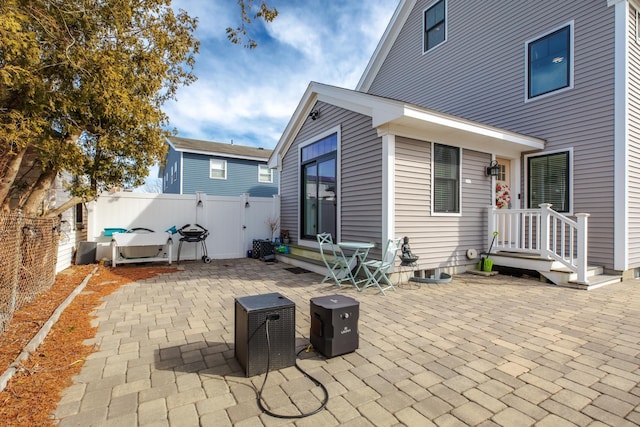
left=162, top=136, right=278, bottom=197
left=53, top=175, right=88, bottom=273
left=269, top=0, right=640, bottom=288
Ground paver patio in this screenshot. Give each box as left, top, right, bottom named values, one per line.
left=54, top=259, right=640, bottom=426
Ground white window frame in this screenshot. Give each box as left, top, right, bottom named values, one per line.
left=431, top=143, right=462, bottom=216
left=173, top=161, right=177, bottom=182
left=258, top=164, right=273, bottom=183
left=296, top=125, right=342, bottom=249
left=422, top=0, right=447, bottom=54
left=524, top=147, right=573, bottom=215
left=210, top=158, right=227, bottom=180
left=524, top=21, right=574, bottom=102
left=164, top=173, right=168, bottom=190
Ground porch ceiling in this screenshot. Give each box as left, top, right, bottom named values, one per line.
left=374, top=105, right=546, bottom=158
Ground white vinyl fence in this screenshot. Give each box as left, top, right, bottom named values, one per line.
left=88, top=191, right=280, bottom=262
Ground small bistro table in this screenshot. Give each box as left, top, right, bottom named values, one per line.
left=338, top=241, right=375, bottom=289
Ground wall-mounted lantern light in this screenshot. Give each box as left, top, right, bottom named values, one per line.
left=486, top=160, right=501, bottom=177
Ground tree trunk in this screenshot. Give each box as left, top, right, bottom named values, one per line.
left=47, top=195, right=84, bottom=218
left=0, top=147, right=27, bottom=211
left=20, top=169, right=57, bottom=216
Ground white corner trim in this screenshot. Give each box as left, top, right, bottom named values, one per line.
left=382, top=134, right=396, bottom=247
left=613, top=0, right=629, bottom=271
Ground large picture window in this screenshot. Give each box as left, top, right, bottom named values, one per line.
left=528, top=151, right=570, bottom=212
left=301, top=133, right=337, bottom=239
left=526, top=24, right=572, bottom=99
left=433, top=143, right=460, bottom=214
left=424, top=0, right=446, bottom=52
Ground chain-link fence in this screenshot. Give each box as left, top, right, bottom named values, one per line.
left=0, top=212, right=60, bottom=334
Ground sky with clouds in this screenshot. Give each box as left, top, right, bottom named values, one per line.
left=164, top=0, right=399, bottom=150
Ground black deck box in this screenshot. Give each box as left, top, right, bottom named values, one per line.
left=234, top=292, right=296, bottom=377
left=310, top=294, right=359, bottom=358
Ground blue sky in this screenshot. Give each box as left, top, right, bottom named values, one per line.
left=163, top=0, right=399, bottom=150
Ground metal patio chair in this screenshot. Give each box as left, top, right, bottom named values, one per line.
left=362, top=237, right=403, bottom=295
left=317, top=233, right=356, bottom=288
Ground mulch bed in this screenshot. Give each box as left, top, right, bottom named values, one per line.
left=0, top=264, right=176, bottom=426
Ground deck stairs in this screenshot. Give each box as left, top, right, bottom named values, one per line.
left=490, top=251, right=622, bottom=290
left=274, top=244, right=330, bottom=276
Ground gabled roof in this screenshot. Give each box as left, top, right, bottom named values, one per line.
left=357, top=0, right=415, bottom=92
left=167, top=136, right=272, bottom=161
left=268, top=82, right=545, bottom=169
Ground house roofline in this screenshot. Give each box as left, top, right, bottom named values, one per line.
left=167, top=136, right=271, bottom=162
left=356, top=0, right=415, bottom=92
left=269, top=82, right=545, bottom=168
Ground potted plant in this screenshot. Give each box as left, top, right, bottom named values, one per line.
left=280, top=229, right=290, bottom=244
left=266, top=215, right=280, bottom=242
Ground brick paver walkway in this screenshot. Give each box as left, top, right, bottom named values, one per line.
left=54, top=259, right=640, bottom=426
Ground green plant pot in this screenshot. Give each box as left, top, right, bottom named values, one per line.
left=477, top=258, right=493, bottom=272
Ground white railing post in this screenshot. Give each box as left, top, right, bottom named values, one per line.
left=539, top=203, right=552, bottom=259
left=576, top=213, right=590, bottom=284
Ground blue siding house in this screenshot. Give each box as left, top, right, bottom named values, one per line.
left=162, top=136, right=278, bottom=197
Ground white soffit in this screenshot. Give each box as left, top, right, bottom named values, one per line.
left=374, top=104, right=545, bottom=157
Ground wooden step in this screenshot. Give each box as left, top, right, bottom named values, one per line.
left=275, top=251, right=327, bottom=276
left=565, top=274, right=622, bottom=290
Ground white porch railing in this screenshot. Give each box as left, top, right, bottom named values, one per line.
left=488, top=203, right=590, bottom=284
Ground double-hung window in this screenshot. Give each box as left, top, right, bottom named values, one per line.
left=258, top=164, right=273, bottom=183
left=526, top=23, right=573, bottom=100
left=433, top=143, right=460, bottom=214
left=527, top=151, right=570, bottom=212
left=210, top=159, right=227, bottom=179
left=424, top=0, right=446, bottom=53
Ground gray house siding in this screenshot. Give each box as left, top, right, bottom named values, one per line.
left=279, top=102, right=383, bottom=257
left=628, top=3, right=640, bottom=268
left=367, top=0, right=616, bottom=269
left=181, top=152, right=278, bottom=197
left=395, top=136, right=491, bottom=270
left=164, top=148, right=182, bottom=194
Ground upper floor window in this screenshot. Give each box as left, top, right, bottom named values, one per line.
left=433, top=143, right=460, bottom=214
left=210, top=159, right=227, bottom=179
left=526, top=23, right=573, bottom=100
left=258, top=164, right=273, bottom=183
left=173, top=161, right=177, bottom=182
left=424, top=0, right=446, bottom=53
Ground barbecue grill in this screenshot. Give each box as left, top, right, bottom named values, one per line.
left=177, top=224, right=210, bottom=264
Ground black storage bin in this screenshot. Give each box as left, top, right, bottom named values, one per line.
left=310, top=294, right=359, bottom=358
left=252, top=240, right=262, bottom=259
left=76, top=241, right=97, bottom=265
left=235, top=292, right=296, bottom=377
